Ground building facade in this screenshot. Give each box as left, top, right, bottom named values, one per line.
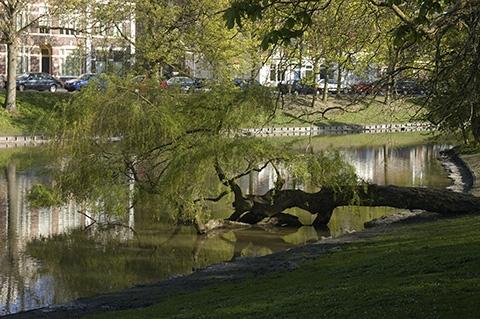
left=0, top=2, right=135, bottom=80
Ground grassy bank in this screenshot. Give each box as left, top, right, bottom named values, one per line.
left=0, top=91, right=69, bottom=135
left=287, top=131, right=442, bottom=150
left=0, top=91, right=421, bottom=135
left=264, top=95, right=424, bottom=127
left=89, top=213, right=480, bottom=319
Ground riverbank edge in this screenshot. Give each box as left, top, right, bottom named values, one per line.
left=439, top=148, right=476, bottom=193
left=5, top=148, right=479, bottom=319
left=0, top=122, right=432, bottom=145
left=458, top=151, right=480, bottom=196
left=3, top=222, right=435, bottom=319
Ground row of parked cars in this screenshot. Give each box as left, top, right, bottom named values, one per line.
left=3, top=72, right=427, bottom=97
left=6, top=73, right=206, bottom=93
left=277, top=79, right=427, bottom=96
left=9, top=72, right=94, bottom=93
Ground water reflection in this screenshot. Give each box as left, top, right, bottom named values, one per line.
left=0, top=142, right=452, bottom=314
left=238, top=144, right=450, bottom=194
left=343, top=144, right=449, bottom=186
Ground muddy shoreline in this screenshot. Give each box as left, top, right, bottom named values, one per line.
left=4, top=147, right=478, bottom=319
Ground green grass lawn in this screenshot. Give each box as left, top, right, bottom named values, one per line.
left=282, top=131, right=443, bottom=150
left=0, top=91, right=70, bottom=135
left=88, top=214, right=480, bottom=319
left=263, top=96, right=424, bottom=127
left=0, top=91, right=422, bottom=135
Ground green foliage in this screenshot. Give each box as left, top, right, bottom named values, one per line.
left=51, top=75, right=360, bottom=222
left=224, top=0, right=480, bottom=144
left=27, top=183, right=62, bottom=208
left=225, top=0, right=319, bottom=49
left=112, top=0, right=260, bottom=78
left=422, top=5, right=480, bottom=143
left=51, top=76, right=279, bottom=220
left=288, top=151, right=358, bottom=194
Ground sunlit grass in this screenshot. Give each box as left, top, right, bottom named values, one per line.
left=263, top=95, right=425, bottom=127
left=0, top=91, right=70, bottom=135
left=89, top=214, right=480, bottom=318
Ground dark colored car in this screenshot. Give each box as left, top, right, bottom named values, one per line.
left=349, top=81, right=375, bottom=95
left=278, top=80, right=318, bottom=95
left=233, top=78, right=261, bottom=90
left=64, top=73, right=97, bottom=92
left=161, top=76, right=196, bottom=92
left=16, top=73, right=62, bottom=92
left=233, top=78, right=245, bottom=88
left=394, top=80, right=426, bottom=95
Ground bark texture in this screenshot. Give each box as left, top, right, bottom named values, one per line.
left=228, top=184, right=480, bottom=227
left=5, top=41, right=18, bottom=111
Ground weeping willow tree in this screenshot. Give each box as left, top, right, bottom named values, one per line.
left=45, top=76, right=480, bottom=234
left=45, top=77, right=360, bottom=231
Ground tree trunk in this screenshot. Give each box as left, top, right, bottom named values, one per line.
left=228, top=184, right=480, bottom=228
left=322, top=74, right=328, bottom=102
left=5, top=41, right=18, bottom=112
left=384, top=45, right=398, bottom=105
left=336, top=65, right=342, bottom=95
left=471, top=111, right=480, bottom=144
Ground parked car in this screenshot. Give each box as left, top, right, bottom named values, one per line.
left=349, top=81, right=377, bottom=95
left=161, top=76, right=195, bottom=92
left=16, top=73, right=62, bottom=92
left=394, top=80, right=426, bottom=95
left=233, top=78, right=261, bottom=90
left=64, top=73, right=97, bottom=92
left=278, top=80, right=318, bottom=95
left=317, top=78, right=343, bottom=93
left=233, top=78, right=245, bottom=88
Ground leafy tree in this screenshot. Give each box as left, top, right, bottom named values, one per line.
left=225, top=0, right=480, bottom=142
left=422, top=4, right=480, bottom=143
left=43, top=0, right=480, bottom=235
left=49, top=77, right=361, bottom=231
left=94, top=0, right=261, bottom=79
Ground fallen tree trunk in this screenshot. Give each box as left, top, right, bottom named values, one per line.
left=228, top=184, right=480, bottom=227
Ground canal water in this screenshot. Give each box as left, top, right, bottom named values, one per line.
left=0, top=136, right=451, bottom=315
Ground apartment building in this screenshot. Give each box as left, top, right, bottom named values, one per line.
left=0, top=2, right=135, bottom=80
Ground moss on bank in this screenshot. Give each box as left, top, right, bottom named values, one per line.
left=89, top=213, right=480, bottom=319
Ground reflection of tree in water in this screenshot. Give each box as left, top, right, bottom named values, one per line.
left=25, top=221, right=327, bottom=305
left=229, top=228, right=297, bottom=260
left=193, top=226, right=329, bottom=263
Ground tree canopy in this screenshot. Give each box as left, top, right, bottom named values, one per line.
left=36, top=0, right=480, bottom=233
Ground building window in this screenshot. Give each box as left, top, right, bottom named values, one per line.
left=94, top=22, right=119, bottom=37
left=269, top=64, right=277, bottom=82
left=277, top=68, right=285, bottom=82
left=38, top=5, right=50, bottom=34
left=59, top=13, right=79, bottom=35
left=305, top=65, right=313, bottom=81
left=60, top=49, right=83, bottom=76
left=16, top=54, right=29, bottom=74
left=16, top=11, right=29, bottom=30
